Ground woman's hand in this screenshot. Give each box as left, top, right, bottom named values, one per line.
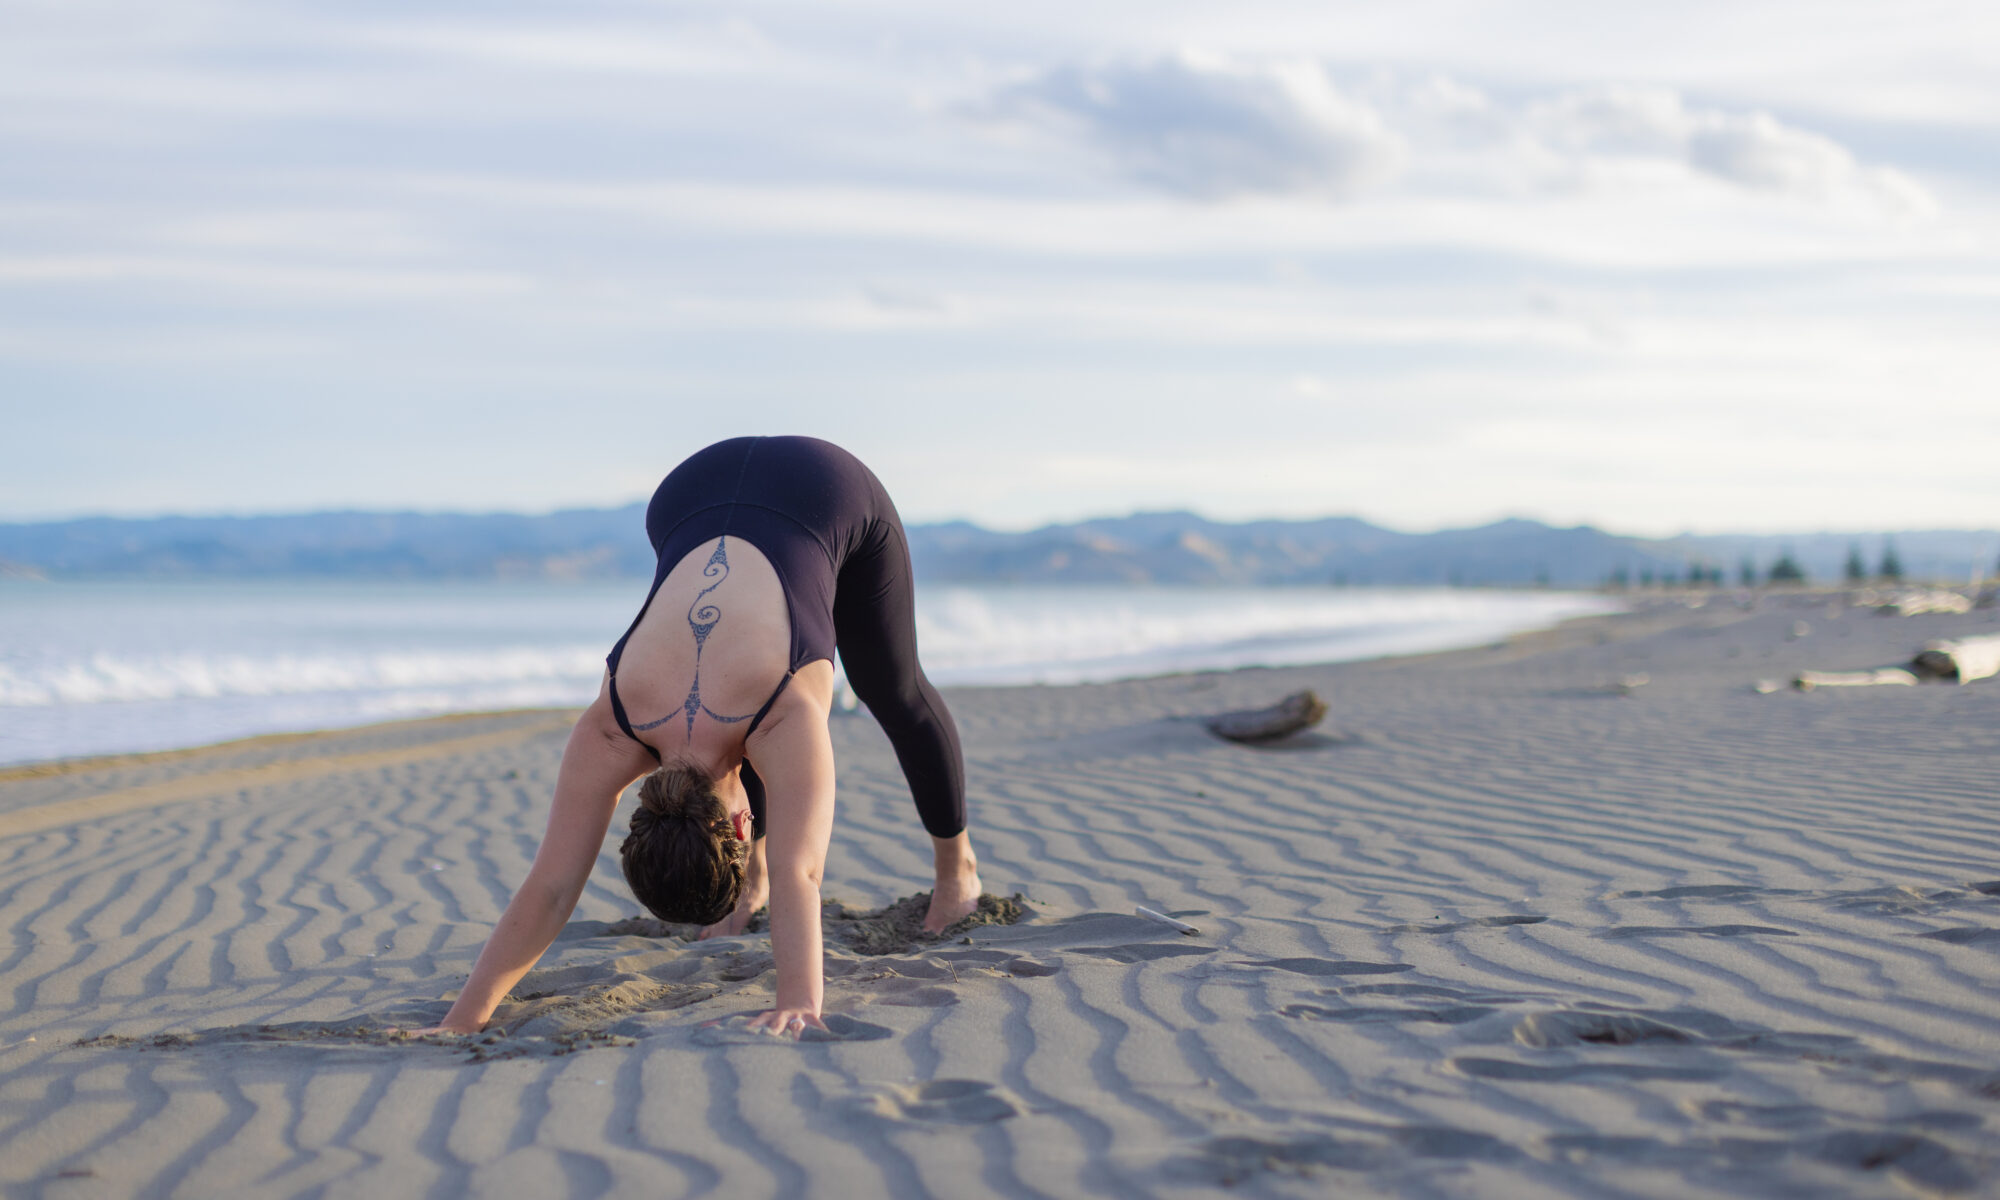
left=745, top=1006, right=827, bottom=1038
left=435, top=682, right=654, bottom=1035
left=397, top=1020, right=482, bottom=1038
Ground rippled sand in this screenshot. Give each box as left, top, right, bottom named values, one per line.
left=2, top=597, right=1997, bottom=1197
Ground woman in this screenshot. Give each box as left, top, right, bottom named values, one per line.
left=428, top=436, right=981, bottom=1037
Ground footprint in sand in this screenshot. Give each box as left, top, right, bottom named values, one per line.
left=1512, top=1007, right=1859, bottom=1055
left=1514, top=1010, right=1695, bottom=1047
left=1444, top=1004, right=1920, bottom=1088
left=844, top=1079, right=1022, bottom=1125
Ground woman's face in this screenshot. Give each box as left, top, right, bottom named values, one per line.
left=717, top=768, right=756, bottom=842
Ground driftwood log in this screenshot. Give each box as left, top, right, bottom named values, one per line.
left=1911, top=635, right=2000, bottom=684
left=1852, top=587, right=1974, bottom=616
left=1791, top=634, right=2000, bottom=690
left=1205, top=690, right=1328, bottom=743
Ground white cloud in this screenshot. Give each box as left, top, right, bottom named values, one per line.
left=1, top=5, right=1993, bottom=530
left=973, top=51, right=1403, bottom=199
left=358, top=21, right=767, bottom=71
left=972, top=59, right=1935, bottom=219
left=1526, top=86, right=1936, bottom=217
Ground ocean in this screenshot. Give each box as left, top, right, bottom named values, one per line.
left=0, top=580, right=1620, bottom=766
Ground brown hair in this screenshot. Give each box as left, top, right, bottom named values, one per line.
left=619, top=764, right=747, bottom=925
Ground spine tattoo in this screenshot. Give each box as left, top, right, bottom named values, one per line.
left=633, top=536, right=758, bottom=738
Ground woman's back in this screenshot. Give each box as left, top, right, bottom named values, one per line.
left=611, top=534, right=795, bottom=766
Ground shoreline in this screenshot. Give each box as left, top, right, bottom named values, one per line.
left=0, top=597, right=1659, bottom=784
left=18, top=581, right=1968, bottom=778
left=0, top=706, right=581, bottom=784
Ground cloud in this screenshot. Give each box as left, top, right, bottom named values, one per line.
left=974, top=58, right=1934, bottom=218
left=974, top=51, right=1403, bottom=199
left=1525, top=86, right=1935, bottom=216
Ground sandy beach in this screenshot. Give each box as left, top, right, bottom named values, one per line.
left=2, top=593, right=1997, bottom=1198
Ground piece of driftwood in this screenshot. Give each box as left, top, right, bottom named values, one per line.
left=1911, top=635, right=2000, bottom=684
left=1136, top=906, right=1200, bottom=936
left=1205, top=690, right=1328, bottom=742
left=1853, top=587, right=1973, bottom=616
left=1793, top=668, right=1918, bottom=691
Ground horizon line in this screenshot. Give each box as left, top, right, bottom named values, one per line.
left=2, top=502, right=1996, bottom=545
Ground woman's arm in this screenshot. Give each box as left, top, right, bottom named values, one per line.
left=428, top=678, right=655, bottom=1034
left=740, top=665, right=837, bottom=1035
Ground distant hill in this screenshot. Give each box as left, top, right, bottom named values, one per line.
left=0, top=507, right=1992, bottom=588
left=0, top=507, right=654, bottom=581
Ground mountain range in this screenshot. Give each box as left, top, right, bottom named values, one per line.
left=1, top=508, right=1993, bottom=588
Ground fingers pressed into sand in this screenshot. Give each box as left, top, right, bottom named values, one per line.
left=924, top=831, right=982, bottom=934
left=745, top=1007, right=828, bottom=1038
left=435, top=685, right=654, bottom=1033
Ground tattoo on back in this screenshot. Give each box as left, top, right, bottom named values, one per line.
left=633, top=536, right=759, bottom=738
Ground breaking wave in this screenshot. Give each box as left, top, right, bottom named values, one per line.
left=0, top=580, right=1618, bottom=764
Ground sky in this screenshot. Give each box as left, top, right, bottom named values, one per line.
left=3, top=0, right=1996, bottom=535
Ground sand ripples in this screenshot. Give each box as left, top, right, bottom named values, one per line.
left=3, top=606, right=1999, bottom=1195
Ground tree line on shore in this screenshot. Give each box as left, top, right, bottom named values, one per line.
left=1602, top=539, right=1992, bottom=590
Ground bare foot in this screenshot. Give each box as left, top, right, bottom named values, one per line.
left=924, top=833, right=982, bottom=934
left=924, top=873, right=981, bottom=934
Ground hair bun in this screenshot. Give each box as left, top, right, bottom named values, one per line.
left=620, top=762, right=746, bottom=926
left=636, top=765, right=725, bottom=825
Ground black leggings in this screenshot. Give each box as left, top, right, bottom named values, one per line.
left=741, top=516, right=965, bottom=839
left=606, top=436, right=966, bottom=840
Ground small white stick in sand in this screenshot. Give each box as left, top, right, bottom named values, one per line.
left=1793, top=668, right=1918, bottom=691
left=1136, top=906, right=1200, bottom=936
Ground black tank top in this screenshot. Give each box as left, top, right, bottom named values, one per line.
left=603, top=436, right=896, bottom=758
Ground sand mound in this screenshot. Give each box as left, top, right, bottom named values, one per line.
left=578, top=891, right=1029, bottom=955
left=824, top=891, right=1027, bottom=955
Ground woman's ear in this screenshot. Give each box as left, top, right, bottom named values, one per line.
left=730, top=807, right=755, bottom=844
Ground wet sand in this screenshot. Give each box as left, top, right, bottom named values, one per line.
left=2, top=595, right=1998, bottom=1197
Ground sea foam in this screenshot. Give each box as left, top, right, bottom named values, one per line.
left=0, top=580, right=1618, bottom=765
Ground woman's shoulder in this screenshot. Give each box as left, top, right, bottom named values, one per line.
left=746, top=660, right=838, bottom=740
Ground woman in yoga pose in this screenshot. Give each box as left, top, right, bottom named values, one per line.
left=429, top=436, right=980, bottom=1037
